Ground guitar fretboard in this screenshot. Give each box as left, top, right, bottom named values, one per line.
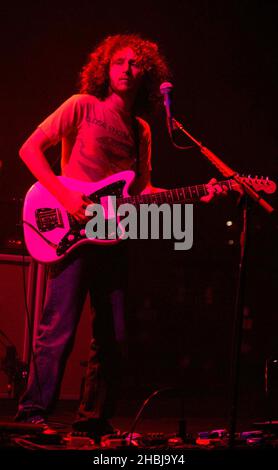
left=116, top=179, right=234, bottom=208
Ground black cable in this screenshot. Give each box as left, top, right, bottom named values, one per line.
left=127, top=386, right=177, bottom=446
left=22, top=220, right=58, bottom=248
left=171, top=121, right=195, bottom=150
left=21, top=238, right=44, bottom=414
left=14, top=149, right=61, bottom=416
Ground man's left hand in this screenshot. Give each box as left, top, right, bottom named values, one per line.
left=200, top=178, right=228, bottom=203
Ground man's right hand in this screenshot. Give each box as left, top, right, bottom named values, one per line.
left=59, top=187, right=92, bottom=223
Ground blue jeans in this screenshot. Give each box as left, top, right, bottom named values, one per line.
left=17, top=243, right=128, bottom=421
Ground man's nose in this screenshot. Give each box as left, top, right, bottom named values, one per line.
left=123, top=61, right=131, bottom=73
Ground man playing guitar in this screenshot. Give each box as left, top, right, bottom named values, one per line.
left=16, top=33, right=232, bottom=438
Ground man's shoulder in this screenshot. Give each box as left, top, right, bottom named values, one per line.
left=68, top=93, right=99, bottom=105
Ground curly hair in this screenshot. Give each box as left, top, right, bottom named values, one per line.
left=79, top=34, right=171, bottom=116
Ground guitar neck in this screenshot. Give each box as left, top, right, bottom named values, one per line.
left=117, top=179, right=235, bottom=207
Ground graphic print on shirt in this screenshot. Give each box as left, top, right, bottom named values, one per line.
left=74, top=105, right=137, bottom=176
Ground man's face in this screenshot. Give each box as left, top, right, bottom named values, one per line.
left=109, top=47, right=144, bottom=98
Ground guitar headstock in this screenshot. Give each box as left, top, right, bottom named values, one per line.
left=234, top=175, right=277, bottom=194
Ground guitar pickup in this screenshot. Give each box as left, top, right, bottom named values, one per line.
left=35, top=208, right=64, bottom=232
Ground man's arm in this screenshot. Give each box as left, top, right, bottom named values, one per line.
left=19, top=128, right=91, bottom=221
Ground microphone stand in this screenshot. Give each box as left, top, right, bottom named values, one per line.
left=171, top=117, right=274, bottom=448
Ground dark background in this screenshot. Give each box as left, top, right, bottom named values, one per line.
left=0, top=0, right=277, bottom=417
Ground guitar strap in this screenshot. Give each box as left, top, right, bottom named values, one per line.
left=132, top=117, right=141, bottom=178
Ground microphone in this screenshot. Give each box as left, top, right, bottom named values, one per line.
left=160, top=82, right=174, bottom=138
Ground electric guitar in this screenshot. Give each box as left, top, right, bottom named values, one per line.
left=22, top=170, right=276, bottom=263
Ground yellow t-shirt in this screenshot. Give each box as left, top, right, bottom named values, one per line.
left=38, top=94, right=152, bottom=188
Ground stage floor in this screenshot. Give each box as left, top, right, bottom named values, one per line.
left=0, top=385, right=277, bottom=465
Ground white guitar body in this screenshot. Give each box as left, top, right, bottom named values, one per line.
left=23, top=170, right=135, bottom=263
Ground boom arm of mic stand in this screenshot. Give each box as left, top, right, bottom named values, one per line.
left=173, top=115, right=275, bottom=449
left=172, top=118, right=275, bottom=213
